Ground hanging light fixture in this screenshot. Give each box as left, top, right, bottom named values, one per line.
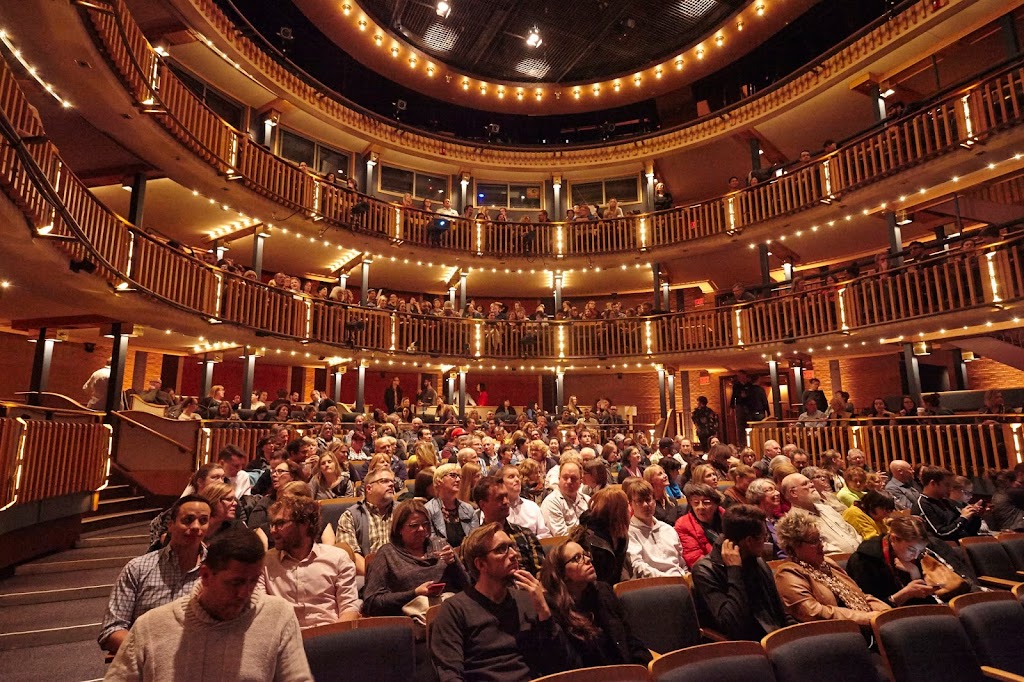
left=526, top=26, right=542, bottom=48
left=436, top=1, right=452, bottom=18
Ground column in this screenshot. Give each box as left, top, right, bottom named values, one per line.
left=1000, top=13, right=1021, bottom=58
left=869, top=83, right=887, bottom=123
left=458, top=368, right=467, bottom=420
left=553, top=272, right=563, bottom=312
left=552, top=176, right=563, bottom=219
left=643, top=162, right=655, bottom=213
left=679, top=370, right=692, bottom=437
left=355, top=361, right=367, bottom=413
left=791, top=364, right=804, bottom=406
left=459, top=271, right=468, bottom=313
left=886, top=211, right=904, bottom=265
left=131, top=351, right=148, bottom=392
left=829, top=360, right=842, bottom=396
left=667, top=370, right=677, bottom=411
left=652, top=263, right=662, bottom=311
left=28, top=328, right=54, bottom=406
left=901, top=344, right=923, bottom=403
left=241, top=347, right=256, bottom=409
left=200, top=356, right=216, bottom=399
left=952, top=349, right=969, bottom=391
left=749, top=138, right=762, bottom=174
left=252, top=230, right=268, bottom=277
left=758, top=244, right=772, bottom=286
left=555, top=369, right=565, bottom=413
left=127, top=172, right=146, bottom=227
left=447, top=372, right=456, bottom=404
left=360, top=257, right=371, bottom=306
left=104, top=323, right=130, bottom=414
left=448, top=287, right=456, bottom=308
left=332, top=366, right=345, bottom=402
left=661, top=281, right=671, bottom=311
left=657, top=366, right=667, bottom=419
left=768, top=360, right=783, bottom=422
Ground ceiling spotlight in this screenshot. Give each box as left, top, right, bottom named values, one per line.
left=526, top=26, right=542, bottom=48
left=715, top=34, right=725, bottom=47
left=436, top=1, right=452, bottom=18
left=755, top=3, right=766, bottom=15
left=426, top=63, right=435, bottom=76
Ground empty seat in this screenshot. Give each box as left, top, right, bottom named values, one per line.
left=302, top=617, right=415, bottom=681
left=997, top=533, right=1024, bottom=572
left=318, top=497, right=360, bottom=530
left=762, top=620, right=887, bottom=682
left=952, top=591, right=1024, bottom=676
left=960, top=537, right=1023, bottom=589
left=616, top=577, right=705, bottom=655
left=872, top=605, right=986, bottom=682
left=533, top=664, right=650, bottom=682
left=649, top=641, right=777, bottom=682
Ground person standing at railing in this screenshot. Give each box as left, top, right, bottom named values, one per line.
left=691, top=396, right=720, bottom=453
left=797, top=398, right=829, bottom=428
left=731, top=371, right=770, bottom=441
left=83, top=361, right=110, bottom=410
left=653, top=182, right=673, bottom=211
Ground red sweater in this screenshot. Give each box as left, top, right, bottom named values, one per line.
left=674, top=509, right=724, bottom=568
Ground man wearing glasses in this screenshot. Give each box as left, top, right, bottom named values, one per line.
left=336, top=468, right=396, bottom=575
left=430, top=523, right=571, bottom=681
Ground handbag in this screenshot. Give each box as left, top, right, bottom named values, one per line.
left=920, top=551, right=969, bottom=598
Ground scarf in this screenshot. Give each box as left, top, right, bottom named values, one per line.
left=796, top=560, right=872, bottom=612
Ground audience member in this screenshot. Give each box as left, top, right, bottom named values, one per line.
left=913, top=466, right=983, bottom=541
left=842, top=490, right=895, bottom=541
left=723, top=465, right=756, bottom=508
left=308, top=450, right=356, bottom=500
left=336, top=466, right=398, bottom=574
left=575, top=488, right=630, bottom=586
left=780, top=473, right=862, bottom=554
left=541, top=460, right=590, bottom=537
left=624, top=479, right=687, bottom=578
left=675, top=482, right=725, bottom=568
left=425, top=463, right=479, bottom=548
left=475, top=476, right=545, bottom=576
left=836, top=466, right=868, bottom=507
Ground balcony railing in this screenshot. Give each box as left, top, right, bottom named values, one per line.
left=749, top=420, right=1023, bottom=478
left=78, top=0, right=1024, bottom=259
left=2, top=49, right=1024, bottom=363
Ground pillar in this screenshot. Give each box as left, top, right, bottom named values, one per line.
left=749, top=138, right=762, bottom=173
left=643, top=163, right=655, bottom=213
left=553, top=272, right=563, bottom=312
left=901, top=343, right=923, bottom=403
left=447, top=372, right=456, bottom=404
left=200, top=356, right=216, bottom=399
left=448, top=287, right=456, bottom=308
left=555, top=369, right=565, bottom=412
left=1001, top=13, right=1021, bottom=57
left=652, top=263, right=662, bottom=311
left=104, top=323, right=130, bottom=414
left=552, top=177, right=563, bottom=219
left=869, top=83, right=886, bottom=123
left=661, top=281, right=671, bottom=311
left=657, top=366, right=667, bottom=419
left=28, top=328, right=54, bottom=406
left=758, top=244, right=771, bottom=286
left=679, top=370, right=692, bottom=435
left=360, top=257, right=371, bottom=306
left=127, top=172, right=146, bottom=228
left=459, top=271, right=468, bottom=313
left=768, top=360, right=783, bottom=422
left=252, top=231, right=268, bottom=277
left=952, top=348, right=969, bottom=391
left=667, top=371, right=677, bottom=411
left=791, top=364, right=804, bottom=405
left=829, top=360, right=842, bottom=396
left=332, top=367, right=345, bottom=402
left=241, top=348, right=256, bottom=409
left=886, top=211, right=904, bottom=266
left=131, top=351, right=148, bottom=392
left=458, top=369, right=467, bottom=420
left=355, top=361, right=367, bottom=413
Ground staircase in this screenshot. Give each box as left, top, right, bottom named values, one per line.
left=952, top=331, right=1024, bottom=372
left=0, top=477, right=159, bottom=681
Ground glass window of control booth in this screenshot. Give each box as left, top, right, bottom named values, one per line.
left=476, top=182, right=543, bottom=210
left=570, top=176, right=641, bottom=208
left=380, top=164, right=449, bottom=202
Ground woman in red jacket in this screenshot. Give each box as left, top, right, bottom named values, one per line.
left=674, top=482, right=726, bottom=568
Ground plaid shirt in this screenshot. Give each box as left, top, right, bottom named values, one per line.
left=98, top=544, right=206, bottom=646
left=505, top=521, right=545, bottom=576
left=336, top=501, right=393, bottom=556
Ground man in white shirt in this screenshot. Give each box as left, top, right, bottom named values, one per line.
left=259, top=495, right=360, bottom=628
left=83, top=362, right=110, bottom=410
left=780, top=473, right=862, bottom=554
left=499, top=465, right=550, bottom=539
left=540, top=461, right=590, bottom=537
left=625, top=479, right=687, bottom=578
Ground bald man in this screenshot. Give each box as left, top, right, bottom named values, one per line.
left=884, top=460, right=922, bottom=511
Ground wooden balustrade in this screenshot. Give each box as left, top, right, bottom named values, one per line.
left=205, top=423, right=277, bottom=460
left=0, top=417, right=109, bottom=508
left=78, top=0, right=1024, bottom=259
left=749, top=421, right=1022, bottom=477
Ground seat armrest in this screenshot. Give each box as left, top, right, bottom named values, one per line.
left=649, top=650, right=661, bottom=661
left=701, top=627, right=728, bottom=642
left=978, top=576, right=1023, bottom=589
left=982, top=666, right=1024, bottom=682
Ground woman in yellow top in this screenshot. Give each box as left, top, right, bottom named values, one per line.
left=842, top=490, right=896, bottom=540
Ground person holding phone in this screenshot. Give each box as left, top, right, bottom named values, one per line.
left=361, top=499, right=469, bottom=617
left=845, top=515, right=976, bottom=606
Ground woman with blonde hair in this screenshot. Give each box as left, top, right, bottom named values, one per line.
left=575, top=488, right=631, bottom=585
left=198, top=482, right=242, bottom=542
left=518, top=458, right=544, bottom=502
left=309, top=450, right=355, bottom=500
left=457, top=462, right=482, bottom=505
left=424, top=463, right=478, bottom=548
left=642, top=464, right=680, bottom=526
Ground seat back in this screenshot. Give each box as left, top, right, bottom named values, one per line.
left=826, top=552, right=851, bottom=571
left=961, top=536, right=1019, bottom=581
left=763, top=620, right=887, bottom=682
left=951, top=591, right=1024, bottom=675
left=872, top=605, right=986, bottom=682
left=303, top=618, right=415, bottom=681
left=319, top=497, right=360, bottom=530
left=533, top=664, right=650, bottom=682
left=650, top=641, right=776, bottom=682
left=618, top=581, right=702, bottom=655
left=998, top=533, right=1024, bottom=572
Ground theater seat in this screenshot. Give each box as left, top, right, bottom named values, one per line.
left=649, top=641, right=777, bottom=682
left=302, top=617, right=415, bottom=681
left=762, top=620, right=887, bottom=682
left=960, top=537, right=1024, bottom=589
left=319, top=497, right=360, bottom=531
left=952, top=592, right=1024, bottom=676
left=872, top=605, right=987, bottom=682
left=997, top=533, right=1024, bottom=573
left=616, top=577, right=704, bottom=655
left=533, top=664, right=649, bottom=682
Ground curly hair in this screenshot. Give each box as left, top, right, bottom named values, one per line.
left=775, top=509, right=820, bottom=555
left=539, top=541, right=601, bottom=640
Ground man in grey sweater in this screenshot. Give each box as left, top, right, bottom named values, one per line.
left=105, top=529, right=312, bottom=682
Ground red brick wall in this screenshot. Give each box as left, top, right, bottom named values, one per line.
left=966, top=357, right=1024, bottom=389
left=0, top=331, right=127, bottom=403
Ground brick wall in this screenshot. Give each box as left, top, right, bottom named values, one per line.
left=966, top=357, right=1024, bottom=389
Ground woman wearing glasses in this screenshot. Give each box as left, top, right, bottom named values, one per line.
left=424, top=463, right=480, bottom=548
left=774, top=510, right=890, bottom=625
left=246, top=460, right=303, bottom=533
left=539, top=540, right=651, bottom=668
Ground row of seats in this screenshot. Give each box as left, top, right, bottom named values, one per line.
left=298, top=583, right=1024, bottom=682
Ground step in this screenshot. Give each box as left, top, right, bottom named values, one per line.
left=97, top=484, right=133, bottom=502
left=0, top=596, right=108, bottom=637
left=92, top=496, right=148, bottom=516
left=0, top=567, right=125, bottom=595
left=0, top=584, right=112, bottom=607
left=80, top=508, right=161, bottom=532
left=80, top=520, right=150, bottom=539
left=31, top=544, right=149, bottom=565
left=77, top=533, right=149, bottom=549
left=0, top=623, right=102, bottom=651
left=14, top=556, right=135, bottom=576
left=0, top=639, right=108, bottom=681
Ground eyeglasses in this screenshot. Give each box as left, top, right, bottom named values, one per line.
left=797, top=537, right=825, bottom=547
left=368, top=478, right=395, bottom=488
left=488, top=542, right=519, bottom=557
left=444, top=472, right=462, bottom=480
left=565, top=551, right=593, bottom=565
left=269, top=519, right=295, bottom=530
left=271, top=468, right=292, bottom=476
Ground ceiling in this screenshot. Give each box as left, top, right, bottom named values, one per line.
left=357, top=0, right=746, bottom=84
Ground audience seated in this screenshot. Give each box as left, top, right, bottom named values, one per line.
left=691, top=505, right=795, bottom=641
left=675, top=482, right=725, bottom=568
left=841, top=490, right=895, bottom=541
left=780, top=473, right=862, bottom=554
left=475, top=476, right=545, bottom=576
left=624, top=479, right=687, bottom=578
left=424, top=463, right=480, bottom=549
left=336, top=467, right=398, bottom=575
left=913, top=466, right=984, bottom=542
left=575, top=488, right=630, bottom=586
left=542, top=460, right=590, bottom=537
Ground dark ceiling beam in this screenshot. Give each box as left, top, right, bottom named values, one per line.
left=389, top=0, right=410, bottom=30
left=462, top=2, right=514, bottom=69
left=552, top=5, right=631, bottom=83
left=11, top=315, right=121, bottom=331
